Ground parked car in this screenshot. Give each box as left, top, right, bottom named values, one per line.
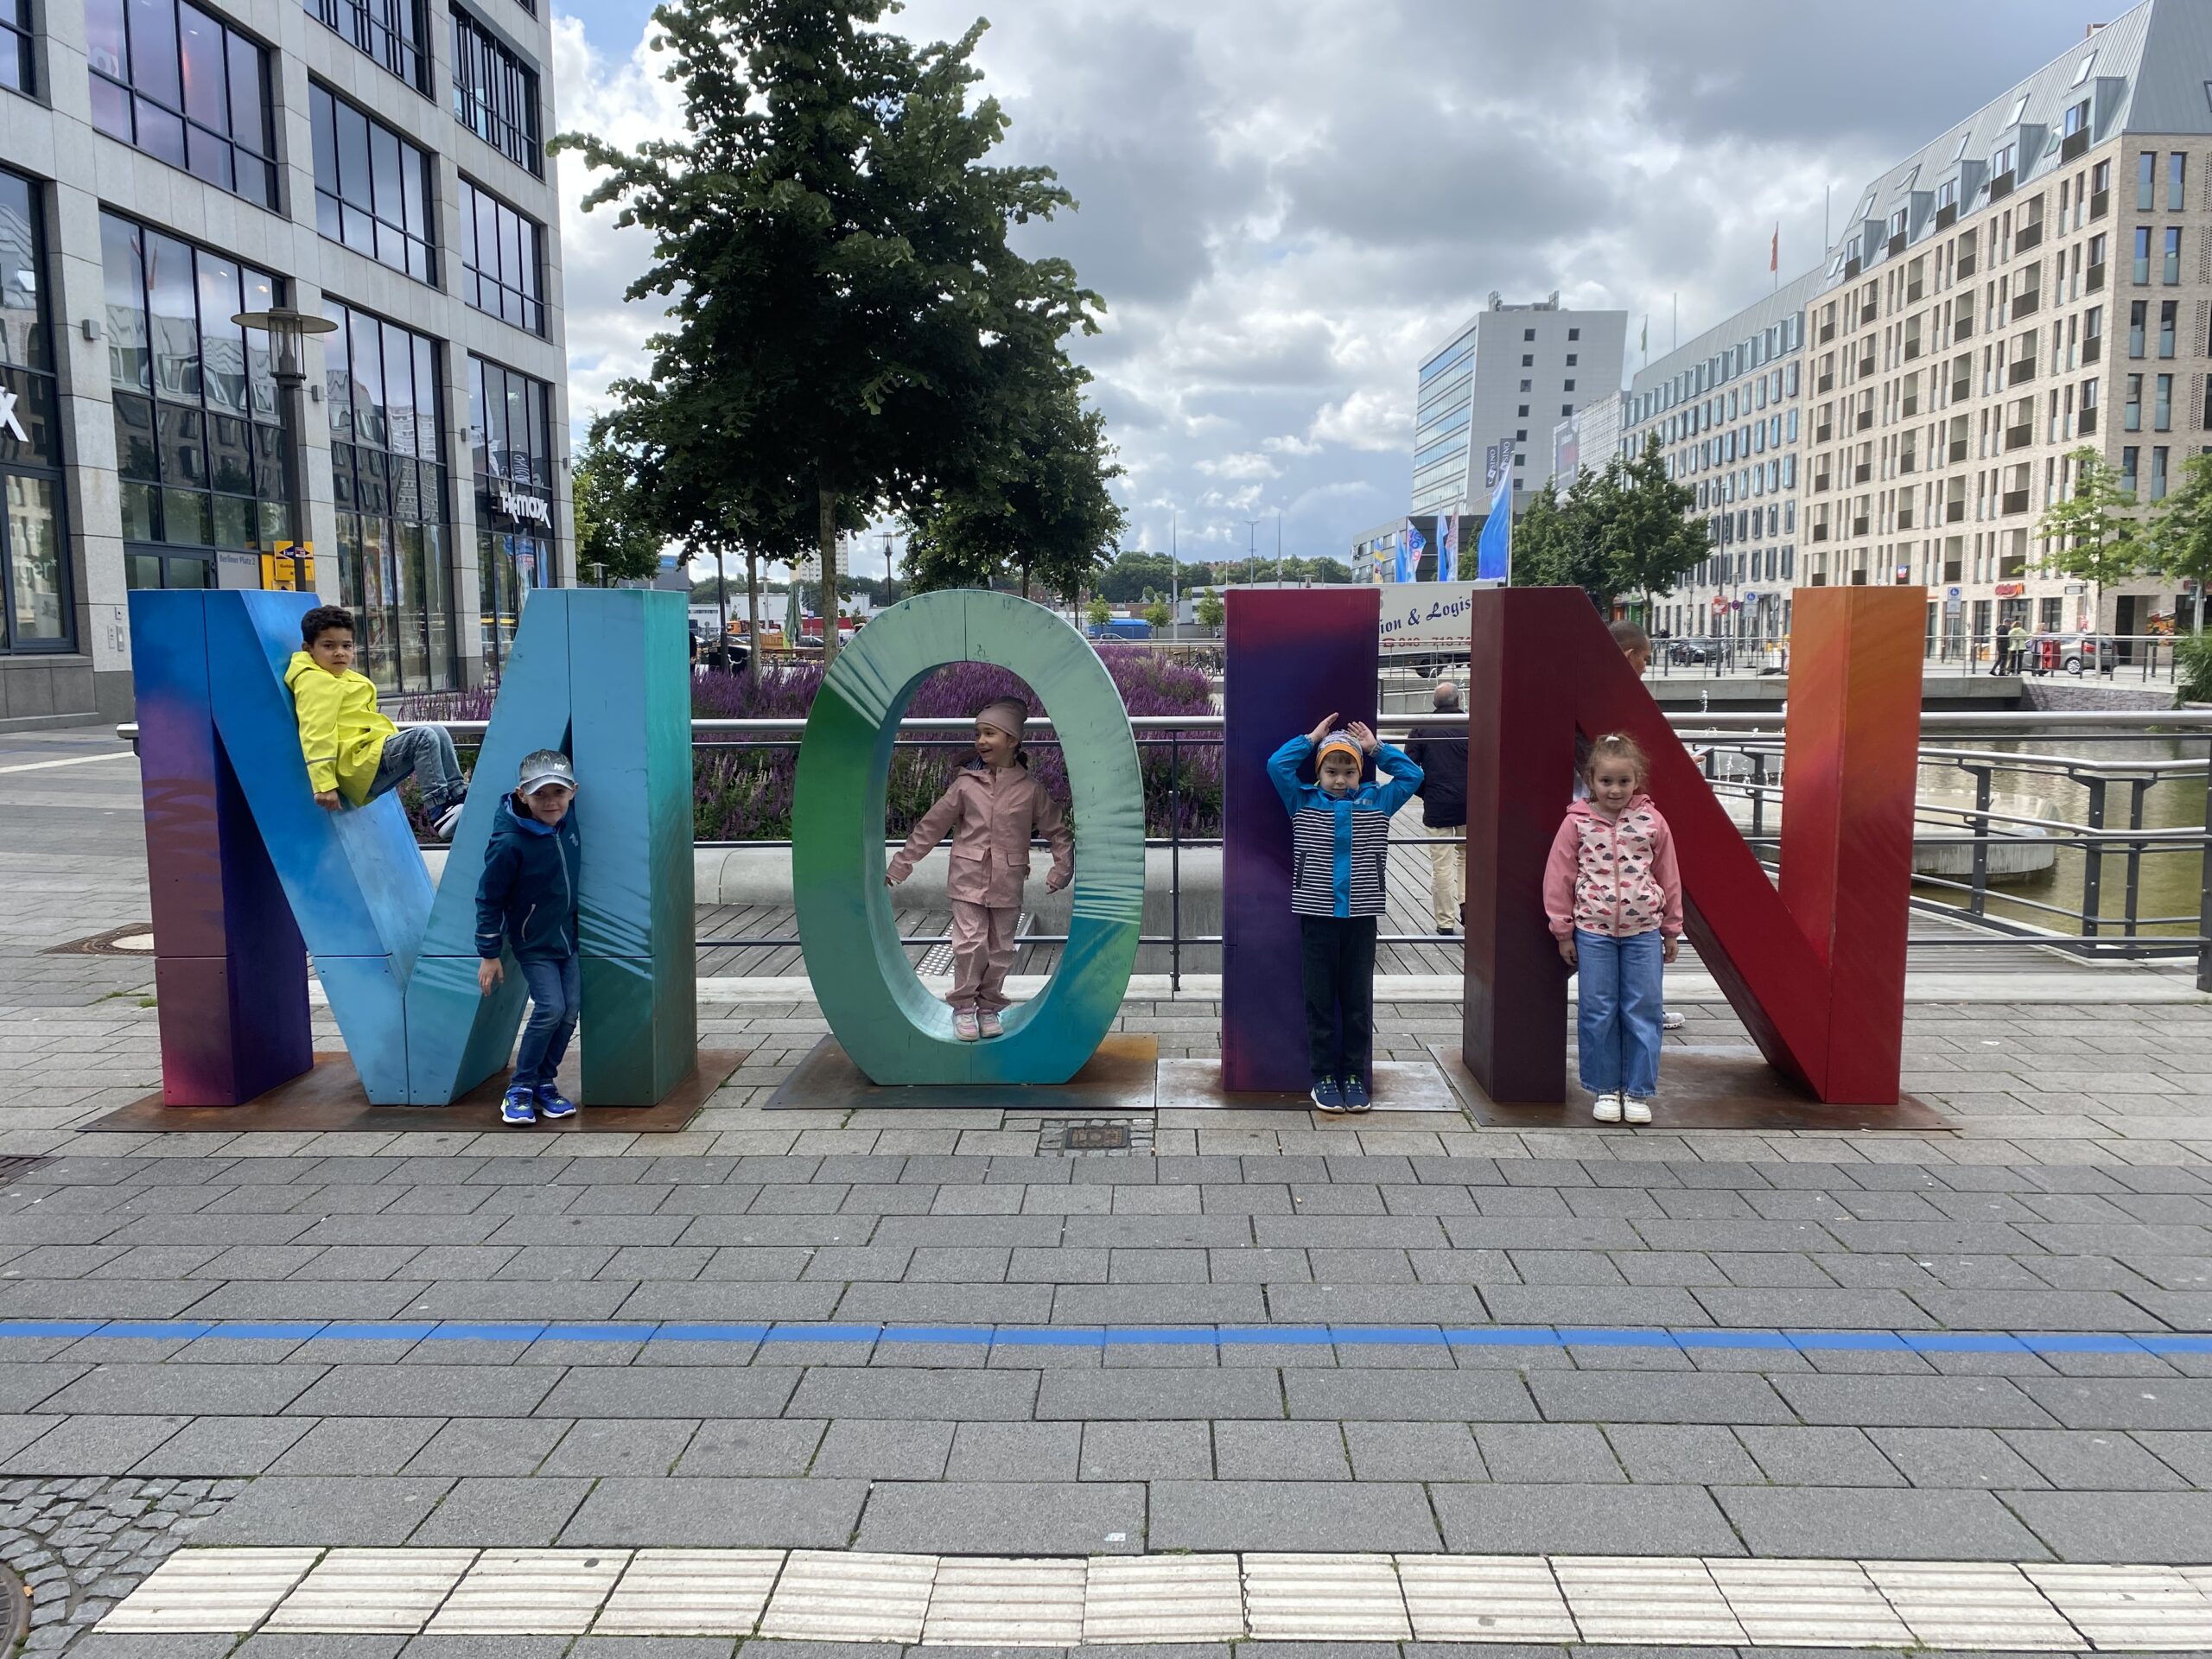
left=2027, top=632, right=2115, bottom=676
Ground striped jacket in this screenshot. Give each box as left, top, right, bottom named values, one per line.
left=1266, top=736, right=1423, bottom=918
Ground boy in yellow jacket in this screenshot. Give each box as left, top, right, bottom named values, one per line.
left=286, top=605, right=469, bottom=841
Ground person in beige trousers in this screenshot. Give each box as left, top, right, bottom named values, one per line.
left=887, top=696, right=1074, bottom=1041
left=1402, top=680, right=1467, bottom=935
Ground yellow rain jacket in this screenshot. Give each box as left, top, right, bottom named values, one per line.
left=284, top=651, right=395, bottom=804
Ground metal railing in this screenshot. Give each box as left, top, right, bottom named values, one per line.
left=1636, top=630, right=2193, bottom=683
left=115, top=708, right=2212, bottom=993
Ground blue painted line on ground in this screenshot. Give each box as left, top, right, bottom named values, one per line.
left=0, top=1318, right=2203, bottom=1357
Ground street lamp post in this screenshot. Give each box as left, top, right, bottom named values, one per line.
left=1243, top=517, right=1261, bottom=586
left=233, top=307, right=338, bottom=590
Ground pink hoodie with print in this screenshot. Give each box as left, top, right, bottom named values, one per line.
left=1541, top=793, right=1683, bottom=941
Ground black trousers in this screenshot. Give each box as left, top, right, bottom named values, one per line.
left=1299, top=915, right=1376, bottom=1083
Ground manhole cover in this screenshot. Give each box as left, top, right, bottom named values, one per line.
left=45, top=925, right=156, bottom=957
left=0, top=1562, right=26, bottom=1650
left=1023, top=1116, right=1154, bottom=1156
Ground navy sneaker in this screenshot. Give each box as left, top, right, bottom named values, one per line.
left=500, top=1086, right=537, bottom=1126
left=1340, top=1074, right=1372, bottom=1113
left=1310, top=1077, right=1347, bottom=1115
left=536, top=1085, right=577, bottom=1121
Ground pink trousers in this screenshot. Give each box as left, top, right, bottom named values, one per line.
left=949, top=900, right=1019, bottom=1013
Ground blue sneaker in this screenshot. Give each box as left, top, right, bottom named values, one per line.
left=500, top=1086, right=537, bottom=1126
left=1340, top=1074, right=1371, bottom=1113
left=1310, top=1077, right=1346, bottom=1115
left=536, top=1085, right=576, bottom=1121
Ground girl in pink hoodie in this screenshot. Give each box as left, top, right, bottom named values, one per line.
left=1542, top=733, right=1682, bottom=1126
left=887, top=696, right=1073, bottom=1041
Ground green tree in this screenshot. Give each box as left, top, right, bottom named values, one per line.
left=899, top=365, right=1124, bottom=602
left=1511, top=473, right=1611, bottom=603
left=1143, top=598, right=1172, bottom=632
left=1084, top=594, right=1110, bottom=629
left=571, top=427, right=664, bottom=585
left=1194, top=588, right=1224, bottom=631
left=2149, top=451, right=2212, bottom=632
left=1601, top=435, right=1707, bottom=607
left=1097, top=550, right=1175, bottom=603
left=1301, top=556, right=1354, bottom=584
left=558, top=0, right=1100, bottom=664
left=2037, top=447, right=2148, bottom=627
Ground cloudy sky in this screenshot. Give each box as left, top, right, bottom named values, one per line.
left=546, top=0, right=2111, bottom=583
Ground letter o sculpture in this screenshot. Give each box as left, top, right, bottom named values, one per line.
left=792, top=590, right=1144, bottom=1084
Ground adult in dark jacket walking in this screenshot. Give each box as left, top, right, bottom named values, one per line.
left=476, top=749, right=583, bottom=1126
left=1402, top=679, right=1469, bottom=935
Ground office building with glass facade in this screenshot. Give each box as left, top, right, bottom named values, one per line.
left=0, top=0, right=569, bottom=721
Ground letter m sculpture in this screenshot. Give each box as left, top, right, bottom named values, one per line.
left=1463, top=586, right=1922, bottom=1106
left=132, top=588, right=695, bottom=1107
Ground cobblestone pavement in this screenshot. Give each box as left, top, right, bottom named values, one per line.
left=10, top=729, right=2212, bottom=1656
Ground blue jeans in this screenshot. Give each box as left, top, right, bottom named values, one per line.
left=1574, top=927, right=1664, bottom=1098
left=369, top=724, right=465, bottom=813
left=512, top=953, right=581, bottom=1091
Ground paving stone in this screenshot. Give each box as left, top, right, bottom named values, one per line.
left=855, top=1482, right=1143, bottom=1554
left=811, top=1421, right=954, bottom=1480
left=1604, top=1424, right=1763, bottom=1484
left=540, top=1421, right=698, bottom=1478
left=1428, top=1484, right=1742, bottom=1555
left=560, top=1478, right=867, bottom=1548
left=409, top=1477, right=594, bottom=1546
left=403, top=1420, right=569, bottom=1478
left=1472, top=1424, right=1624, bottom=1484
left=671, top=1421, right=825, bottom=1477
left=127, top=1416, right=313, bottom=1477
left=1713, top=1484, right=2053, bottom=1560
left=1866, top=1427, right=2052, bottom=1490
left=943, top=1421, right=1082, bottom=1483
left=1148, top=1481, right=1440, bottom=1552
left=2005, top=1491, right=2212, bottom=1563
left=193, top=1477, right=454, bottom=1545
left=1211, top=1421, right=1351, bottom=1481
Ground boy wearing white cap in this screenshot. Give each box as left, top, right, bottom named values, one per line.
left=476, top=748, right=582, bottom=1125
left=887, top=696, right=1074, bottom=1040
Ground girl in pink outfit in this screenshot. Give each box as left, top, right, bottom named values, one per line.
left=887, top=696, right=1074, bottom=1041
left=1541, top=733, right=1683, bottom=1127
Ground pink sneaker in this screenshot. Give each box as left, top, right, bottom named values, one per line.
left=978, top=1009, right=1003, bottom=1038
left=954, top=1008, right=981, bottom=1041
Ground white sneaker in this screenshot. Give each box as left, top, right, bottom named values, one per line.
left=977, top=1008, right=1002, bottom=1039
left=1592, top=1092, right=1623, bottom=1124
left=1662, top=1009, right=1685, bottom=1031
left=1623, top=1096, right=1653, bottom=1126
left=432, top=800, right=466, bottom=842
left=954, top=1009, right=980, bottom=1041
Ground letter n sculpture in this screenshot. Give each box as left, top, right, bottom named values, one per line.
left=1462, top=586, right=1922, bottom=1106
left=131, top=588, right=695, bottom=1107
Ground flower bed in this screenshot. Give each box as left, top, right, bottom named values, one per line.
left=391, top=643, right=1220, bottom=841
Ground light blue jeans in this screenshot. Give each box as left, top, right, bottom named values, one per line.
left=369, top=724, right=466, bottom=814
left=1574, top=927, right=1664, bottom=1098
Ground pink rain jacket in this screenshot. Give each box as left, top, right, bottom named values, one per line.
left=1542, top=793, right=1683, bottom=940
left=887, top=760, right=1074, bottom=908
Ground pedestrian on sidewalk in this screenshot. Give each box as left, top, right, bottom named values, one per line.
left=1402, top=679, right=1467, bottom=937
left=476, top=749, right=582, bottom=1127
left=886, top=696, right=1072, bottom=1042
left=1268, top=712, right=1423, bottom=1116
left=1544, top=732, right=1682, bottom=1128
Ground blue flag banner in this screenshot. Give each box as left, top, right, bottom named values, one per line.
left=1476, top=466, right=1512, bottom=582
left=1436, top=510, right=1458, bottom=583
left=1396, top=518, right=1424, bottom=583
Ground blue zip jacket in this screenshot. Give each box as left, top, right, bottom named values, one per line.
left=1267, top=736, right=1422, bottom=918
left=474, top=792, right=581, bottom=963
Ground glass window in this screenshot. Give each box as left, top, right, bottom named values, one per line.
left=468, top=352, right=555, bottom=679
left=2139, top=151, right=2158, bottom=210
left=87, top=0, right=275, bottom=207
left=0, top=169, right=69, bottom=652
left=2156, top=372, right=2172, bottom=431
left=310, top=84, right=435, bottom=283
left=101, top=208, right=289, bottom=587
left=2164, top=225, right=2182, bottom=283
left=2160, top=299, right=2177, bottom=359
left=2134, top=226, right=2152, bottom=283
left=2125, top=372, right=2142, bottom=431
left=2170, top=152, right=2187, bottom=212
left=301, top=0, right=426, bottom=92
left=2130, top=300, right=2146, bottom=357
left=450, top=8, right=539, bottom=175
left=326, top=297, right=451, bottom=694
left=2121, top=445, right=2139, bottom=495
left=0, top=0, right=31, bottom=93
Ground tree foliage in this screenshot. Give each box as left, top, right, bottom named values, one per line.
left=900, top=361, right=1125, bottom=601
left=2148, top=451, right=2212, bottom=599
left=556, top=0, right=1100, bottom=660
left=571, top=426, right=665, bottom=585
left=1513, top=437, right=1705, bottom=608
left=1194, top=588, right=1225, bottom=630
left=2037, top=448, right=2149, bottom=614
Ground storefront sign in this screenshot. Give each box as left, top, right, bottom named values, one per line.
left=0, top=385, right=22, bottom=444
left=496, top=485, right=551, bottom=527
left=1377, top=582, right=1480, bottom=654
left=1995, top=582, right=2025, bottom=597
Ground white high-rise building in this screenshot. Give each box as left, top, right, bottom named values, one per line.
left=1411, top=292, right=1625, bottom=524
left=0, top=0, right=572, bottom=721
